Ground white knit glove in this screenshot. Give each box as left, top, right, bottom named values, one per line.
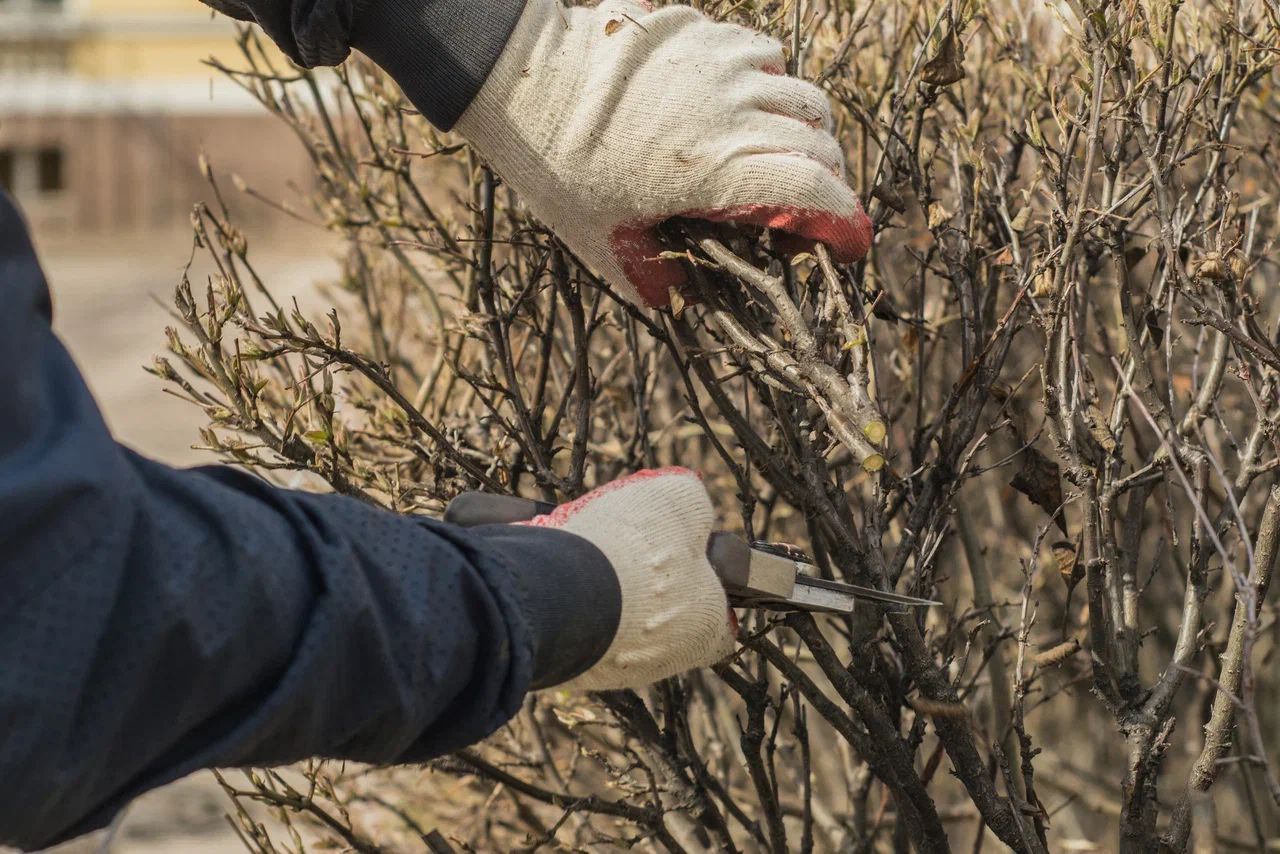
left=522, top=467, right=735, bottom=690
left=454, top=0, right=873, bottom=307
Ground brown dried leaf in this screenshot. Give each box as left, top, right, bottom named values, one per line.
left=1084, top=404, right=1117, bottom=454
left=870, top=181, right=907, bottom=213
left=1144, top=307, right=1166, bottom=348
left=669, top=286, right=686, bottom=319
left=1034, top=637, right=1081, bottom=668
left=1229, top=250, right=1248, bottom=280
left=605, top=18, right=624, bottom=35
left=927, top=203, right=953, bottom=229
left=1052, top=537, right=1084, bottom=594
left=1194, top=251, right=1228, bottom=283
left=1020, top=792, right=1052, bottom=828
left=1031, top=266, right=1055, bottom=298
left=908, top=696, right=969, bottom=718
left=921, top=29, right=966, bottom=87
left=1010, top=447, right=1067, bottom=534
left=1009, top=205, right=1032, bottom=232
left=456, top=309, right=496, bottom=338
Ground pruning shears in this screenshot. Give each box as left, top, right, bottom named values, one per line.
left=444, top=493, right=942, bottom=614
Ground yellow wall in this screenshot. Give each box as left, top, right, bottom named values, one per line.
left=7, top=0, right=290, bottom=80
left=61, top=0, right=292, bottom=79
left=71, top=34, right=243, bottom=77
left=85, top=0, right=208, bottom=16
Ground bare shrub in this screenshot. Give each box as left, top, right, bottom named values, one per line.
left=160, top=0, right=1280, bottom=849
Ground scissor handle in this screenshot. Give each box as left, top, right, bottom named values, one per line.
left=443, top=492, right=766, bottom=596
left=443, top=493, right=556, bottom=527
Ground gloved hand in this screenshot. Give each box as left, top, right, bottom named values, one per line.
left=455, top=0, right=873, bottom=307
left=522, top=467, right=735, bottom=690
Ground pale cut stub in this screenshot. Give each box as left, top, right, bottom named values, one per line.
left=455, top=0, right=873, bottom=308
left=522, top=467, right=736, bottom=690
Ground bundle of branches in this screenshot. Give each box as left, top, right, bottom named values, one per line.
left=160, top=0, right=1280, bottom=849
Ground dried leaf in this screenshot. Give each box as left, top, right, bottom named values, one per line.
left=1035, top=637, right=1081, bottom=668
left=1084, top=404, right=1117, bottom=453
left=908, top=696, right=969, bottom=718
left=921, top=28, right=966, bottom=87
left=1025, top=116, right=1044, bottom=147
left=1010, top=447, right=1067, bottom=534
left=605, top=18, right=624, bottom=35
left=1009, top=205, right=1032, bottom=232
left=456, top=309, right=496, bottom=337
left=1031, top=266, right=1055, bottom=298
left=1020, top=792, right=1052, bottom=827
left=870, top=181, right=907, bottom=213
left=1229, top=250, right=1248, bottom=280
left=669, top=286, right=686, bottom=319
left=927, top=203, right=953, bottom=229
left=1144, top=307, right=1166, bottom=349
left=993, top=246, right=1014, bottom=266
left=1194, top=251, right=1228, bottom=283
left=1052, top=538, right=1084, bottom=594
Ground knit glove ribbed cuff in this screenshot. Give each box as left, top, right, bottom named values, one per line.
left=521, top=468, right=735, bottom=691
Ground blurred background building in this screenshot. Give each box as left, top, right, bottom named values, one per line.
left=0, top=0, right=313, bottom=234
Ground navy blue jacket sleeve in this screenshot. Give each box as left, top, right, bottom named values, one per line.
left=0, top=194, right=620, bottom=852
left=198, top=0, right=527, bottom=131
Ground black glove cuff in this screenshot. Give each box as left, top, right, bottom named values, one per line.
left=470, top=524, right=620, bottom=689
left=352, top=0, right=528, bottom=130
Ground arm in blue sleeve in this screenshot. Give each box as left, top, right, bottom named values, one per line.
left=197, top=0, right=527, bottom=131
left=0, top=194, right=620, bottom=852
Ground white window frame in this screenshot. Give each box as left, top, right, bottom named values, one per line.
left=0, top=147, right=68, bottom=202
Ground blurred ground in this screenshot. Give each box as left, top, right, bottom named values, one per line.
left=38, top=225, right=340, bottom=465
left=24, top=222, right=341, bottom=854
